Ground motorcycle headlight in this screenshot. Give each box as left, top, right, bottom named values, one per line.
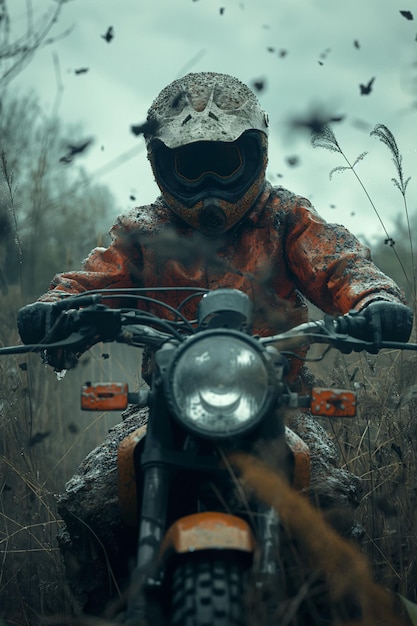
left=165, top=331, right=275, bottom=439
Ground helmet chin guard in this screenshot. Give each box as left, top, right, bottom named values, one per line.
left=198, top=200, right=227, bottom=235
left=145, top=72, right=269, bottom=233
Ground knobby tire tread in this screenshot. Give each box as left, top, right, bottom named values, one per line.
left=170, top=554, right=246, bottom=626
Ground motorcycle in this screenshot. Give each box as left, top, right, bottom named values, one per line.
left=2, top=287, right=416, bottom=625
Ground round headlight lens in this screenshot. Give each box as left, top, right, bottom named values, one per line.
left=169, top=335, right=271, bottom=437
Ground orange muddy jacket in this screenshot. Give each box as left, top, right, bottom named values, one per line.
left=40, top=183, right=405, bottom=381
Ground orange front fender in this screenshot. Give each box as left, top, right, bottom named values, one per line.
left=160, top=512, right=256, bottom=559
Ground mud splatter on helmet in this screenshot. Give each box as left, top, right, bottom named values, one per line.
left=145, top=72, right=269, bottom=234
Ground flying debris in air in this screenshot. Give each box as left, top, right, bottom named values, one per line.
left=351, top=118, right=372, bottom=132
left=101, top=26, right=114, bottom=43
left=359, top=77, right=375, bottom=95
left=399, top=10, right=413, bottom=20
left=318, top=48, right=331, bottom=65
left=219, top=7, right=225, bottom=14
left=28, top=431, right=51, bottom=447
left=252, top=79, right=266, bottom=92
left=290, top=111, right=345, bottom=134
left=286, top=156, right=299, bottom=167
left=59, top=139, right=93, bottom=164
left=353, top=40, right=360, bottom=49
left=130, top=119, right=160, bottom=137
left=74, top=67, right=89, bottom=75
left=267, top=48, right=288, bottom=57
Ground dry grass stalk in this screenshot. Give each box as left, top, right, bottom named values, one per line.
left=230, top=452, right=411, bottom=626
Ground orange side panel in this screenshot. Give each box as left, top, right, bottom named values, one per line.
left=81, top=382, right=129, bottom=411
left=310, top=387, right=357, bottom=417
left=285, top=426, right=311, bottom=492
left=160, top=512, right=256, bottom=558
left=117, top=425, right=147, bottom=527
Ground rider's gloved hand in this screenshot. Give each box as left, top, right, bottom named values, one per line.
left=360, top=301, right=413, bottom=346
left=17, top=301, right=57, bottom=345
left=339, top=301, right=413, bottom=352
left=17, top=301, right=74, bottom=370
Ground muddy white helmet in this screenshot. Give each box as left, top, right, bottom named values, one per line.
left=144, top=72, right=269, bottom=234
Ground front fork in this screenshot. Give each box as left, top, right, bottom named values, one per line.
left=125, top=462, right=171, bottom=622
left=255, top=504, right=281, bottom=576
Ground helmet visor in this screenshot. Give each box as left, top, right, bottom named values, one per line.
left=174, top=142, right=244, bottom=186
left=150, top=130, right=265, bottom=208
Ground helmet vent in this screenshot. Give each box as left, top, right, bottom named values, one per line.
left=172, top=91, right=185, bottom=109
left=198, top=203, right=227, bottom=234
left=182, top=114, right=192, bottom=126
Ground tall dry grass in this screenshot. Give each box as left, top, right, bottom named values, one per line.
left=0, top=289, right=138, bottom=625
left=2, top=293, right=417, bottom=625
left=311, top=121, right=417, bottom=604
left=231, top=451, right=412, bottom=626
left=322, top=349, right=417, bottom=601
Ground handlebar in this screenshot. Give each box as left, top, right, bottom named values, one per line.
left=3, top=289, right=417, bottom=362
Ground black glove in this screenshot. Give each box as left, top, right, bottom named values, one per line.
left=17, top=301, right=76, bottom=370
left=338, top=301, right=413, bottom=351
left=17, top=301, right=57, bottom=345
left=361, top=301, right=413, bottom=346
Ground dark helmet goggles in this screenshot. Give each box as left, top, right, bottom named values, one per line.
left=150, top=131, right=265, bottom=207
left=173, top=141, right=245, bottom=188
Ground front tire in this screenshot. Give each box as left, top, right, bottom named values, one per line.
left=170, top=553, right=247, bottom=626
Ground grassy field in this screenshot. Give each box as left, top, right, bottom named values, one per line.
left=0, top=289, right=138, bottom=624
left=1, top=286, right=417, bottom=625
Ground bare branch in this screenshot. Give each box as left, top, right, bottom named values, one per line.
left=0, top=0, right=72, bottom=86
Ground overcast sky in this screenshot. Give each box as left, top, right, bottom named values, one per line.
left=6, top=0, right=417, bottom=243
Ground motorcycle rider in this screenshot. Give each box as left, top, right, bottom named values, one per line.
left=17, top=71, right=413, bottom=372
left=15, top=71, right=414, bottom=613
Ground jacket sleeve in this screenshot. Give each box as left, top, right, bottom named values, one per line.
left=284, top=198, right=406, bottom=314
left=38, top=212, right=144, bottom=303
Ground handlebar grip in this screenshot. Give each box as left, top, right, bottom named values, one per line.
left=337, top=302, right=413, bottom=348
left=335, top=310, right=369, bottom=341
